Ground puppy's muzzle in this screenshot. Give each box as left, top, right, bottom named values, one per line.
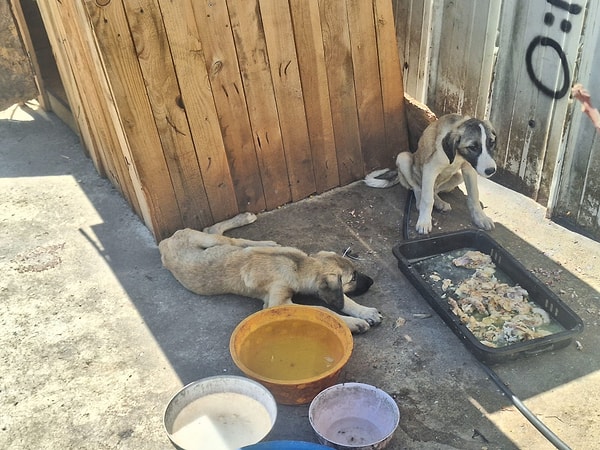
left=348, top=272, right=374, bottom=296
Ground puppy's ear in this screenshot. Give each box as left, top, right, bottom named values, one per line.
left=442, top=131, right=460, bottom=163
left=317, top=274, right=345, bottom=310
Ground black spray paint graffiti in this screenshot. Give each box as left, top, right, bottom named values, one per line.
left=525, top=0, right=582, bottom=99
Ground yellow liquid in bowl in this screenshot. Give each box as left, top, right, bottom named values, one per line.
left=240, top=319, right=345, bottom=381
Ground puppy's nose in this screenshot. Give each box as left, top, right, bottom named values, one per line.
left=350, top=273, right=373, bottom=296
left=485, top=167, right=496, bottom=176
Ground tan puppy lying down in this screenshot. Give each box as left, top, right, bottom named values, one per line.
left=159, top=213, right=382, bottom=333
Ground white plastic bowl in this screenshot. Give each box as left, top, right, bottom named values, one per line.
left=164, top=375, right=277, bottom=450
left=309, top=382, right=400, bottom=450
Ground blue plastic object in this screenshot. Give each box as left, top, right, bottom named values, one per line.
left=242, top=441, right=330, bottom=450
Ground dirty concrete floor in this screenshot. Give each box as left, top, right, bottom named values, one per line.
left=1, top=101, right=599, bottom=450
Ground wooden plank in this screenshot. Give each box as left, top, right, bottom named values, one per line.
left=346, top=0, right=387, bottom=171
left=121, top=0, right=215, bottom=230
left=227, top=0, right=292, bottom=209
left=189, top=1, right=267, bottom=214
left=318, top=0, right=364, bottom=184
left=461, top=1, right=490, bottom=116
left=429, top=0, right=473, bottom=114
left=83, top=0, right=184, bottom=240
left=392, top=0, right=433, bottom=102
left=374, top=0, right=410, bottom=160
left=552, top=1, right=600, bottom=237
left=289, top=0, right=339, bottom=193
left=259, top=0, right=316, bottom=201
left=489, top=0, right=569, bottom=202
left=38, top=1, right=115, bottom=183
left=157, top=0, right=239, bottom=223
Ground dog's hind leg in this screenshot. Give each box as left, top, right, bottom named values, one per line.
left=433, top=172, right=463, bottom=212
left=170, top=229, right=277, bottom=250
left=396, top=151, right=416, bottom=190
left=203, top=212, right=258, bottom=235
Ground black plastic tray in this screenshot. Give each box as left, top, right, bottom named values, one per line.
left=392, top=230, right=584, bottom=364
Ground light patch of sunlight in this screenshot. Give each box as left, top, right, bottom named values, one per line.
left=469, top=369, right=600, bottom=448
left=0, top=100, right=40, bottom=121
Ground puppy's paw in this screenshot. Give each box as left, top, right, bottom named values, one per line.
left=357, top=307, right=382, bottom=326
left=416, top=217, right=433, bottom=234
left=473, top=213, right=495, bottom=231
left=434, top=197, right=452, bottom=212
left=239, top=212, right=257, bottom=224
left=254, top=240, right=280, bottom=247
left=344, top=317, right=372, bottom=334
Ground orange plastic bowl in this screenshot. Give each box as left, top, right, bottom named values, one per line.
left=230, top=305, right=353, bottom=405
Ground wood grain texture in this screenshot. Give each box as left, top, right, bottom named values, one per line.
left=260, top=0, right=317, bottom=201
left=318, top=0, right=364, bottom=185
left=227, top=0, right=292, bottom=209
left=158, top=0, right=239, bottom=223
left=289, top=0, right=340, bottom=193
left=190, top=0, right=267, bottom=213
left=39, top=0, right=408, bottom=240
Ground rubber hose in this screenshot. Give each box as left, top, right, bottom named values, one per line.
left=402, top=190, right=413, bottom=241
left=478, top=361, right=571, bottom=450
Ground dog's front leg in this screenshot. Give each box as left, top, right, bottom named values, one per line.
left=321, top=294, right=382, bottom=334
left=415, top=167, right=438, bottom=234
left=341, top=296, right=382, bottom=326
left=462, top=165, right=494, bottom=230
left=262, top=285, right=294, bottom=309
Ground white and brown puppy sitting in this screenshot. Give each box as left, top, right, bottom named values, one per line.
left=159, top=213, right=382, bottom=333
left=365, top=114, right=497, bottom=234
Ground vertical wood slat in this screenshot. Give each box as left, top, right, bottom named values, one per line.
left=259, top=0, right=317, bottom=201
left=83, top=0, right=184, bottom=240
left=318, top=0, right=364, bottom=185
left=227, top=0, right=292, bottom=210
left=375, top=0, right=410, bottom=157
left=189, top=0, right=267, bottom=213
left=289, top=0, right=340, bottom=193
left=393, top=0, right=432, bottom=103
left=347, top=0, right=387, bottom=171
left=490, top=1, right=559, bottom=199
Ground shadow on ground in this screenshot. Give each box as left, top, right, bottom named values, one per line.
left=2, top=104, right=599, bottom=449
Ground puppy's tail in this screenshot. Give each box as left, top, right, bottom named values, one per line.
left=364, top=168, right=399, bottom=188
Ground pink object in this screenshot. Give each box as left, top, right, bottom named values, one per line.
left=572, top=83, right=600, bottom=132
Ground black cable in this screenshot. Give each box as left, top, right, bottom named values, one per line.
left=401, top=188, right=571, bottom=450
left=402, top=190, right=413, bottom=241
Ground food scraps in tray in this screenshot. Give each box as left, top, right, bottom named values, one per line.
left=442, top=251, right=554, bottom=348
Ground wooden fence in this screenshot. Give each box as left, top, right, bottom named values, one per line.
left=36, top=0, right=409, bottom=241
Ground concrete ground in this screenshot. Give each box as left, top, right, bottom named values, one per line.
left=1, top=101, right=599, bottom=450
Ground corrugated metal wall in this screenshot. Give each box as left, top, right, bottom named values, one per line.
left=393, top=0, right=600, bottom=240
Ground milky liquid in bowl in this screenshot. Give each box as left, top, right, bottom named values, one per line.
left=170, top=391, right=273, bottom=450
